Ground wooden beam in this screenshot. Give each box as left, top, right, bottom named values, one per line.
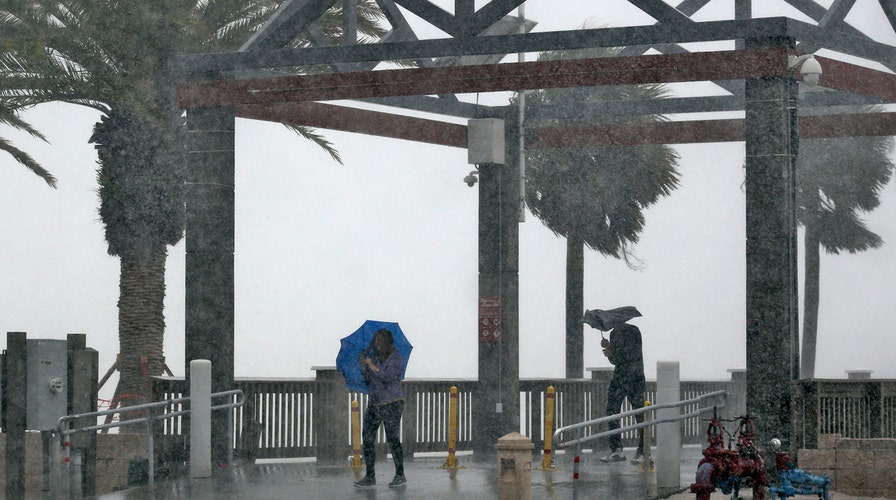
left=236, top=101, right=468, bottom=147
left=526, top=112, right=896, bottom=148
left=234, top=100, right=895, bottom=148
left=813, top=55, right=896, bottom=102
left=177, top=49, right=790, bottom=108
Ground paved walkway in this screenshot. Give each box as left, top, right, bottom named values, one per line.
left=97, top=445, right=878, bottom=500
left=98, top=446, right=701, bottom=500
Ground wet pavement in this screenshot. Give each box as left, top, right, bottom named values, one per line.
left=97, top=446, right=707, bottom=500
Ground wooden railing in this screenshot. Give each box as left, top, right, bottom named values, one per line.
left=150, top=369, right=746, bottom=463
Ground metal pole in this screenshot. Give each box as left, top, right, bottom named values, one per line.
left=517, top=3, right=526, bottom=223
left=351, top=399, right=363, bottom=467
left=642, top=401, right=653, bottom=499
left=50, top=430, right=64, bottom=500
left=572, top=433, right=582, bottom=500
left=442, top=386, right=459, bottom=468
left=147, top=416, right=155, bottom=487
left=541, top=386, right=555, bottom=469
left=190, top=359, right=213, bottom=477
left=227, top=399, right=234, bottom=467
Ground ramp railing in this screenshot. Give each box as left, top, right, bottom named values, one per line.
left=552, top=389, right=727, bottom=500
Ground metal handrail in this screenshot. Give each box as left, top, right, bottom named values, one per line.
left=553, top=389, right=728, bottom=449
left=553, top=389, right=727, bottom=500
left=53, top=389, right=244, bottom=498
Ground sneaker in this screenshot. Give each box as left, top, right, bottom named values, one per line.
left=600, top=449, right=626, bottom=462
left=388, top=475, right=407, bottom=488
left=354, top=475, right=376, bottom=489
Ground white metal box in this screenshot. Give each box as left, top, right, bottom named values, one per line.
left=467, top=118, right=505, bottom=165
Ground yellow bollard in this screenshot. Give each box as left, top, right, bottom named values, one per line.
left=639, top=400, right=655, bottom=473
left=350, top=399, right=363, bottom=468
left=441, top=386, right=464, bottom=469
left=541, top=386, right=556, bottom=469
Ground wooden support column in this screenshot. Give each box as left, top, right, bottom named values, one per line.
left=185, top=106, right=236, bottom=466
left=743, top=36, right=800, bottom=458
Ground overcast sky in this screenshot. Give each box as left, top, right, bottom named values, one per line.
left=2, top=1, right=894, bottom=403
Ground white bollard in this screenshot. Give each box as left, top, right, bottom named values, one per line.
left=190, top=359, right=213, bottom=478
left=655, top=361, right=681, bottom=494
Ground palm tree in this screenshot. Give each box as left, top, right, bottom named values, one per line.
left=521, top=47, right=680, bottom=378
left=1, top=43, right=56, bottom=187
left=797, top=130, right=894, bottom=379
left=1, top=0, right=386, bottom=409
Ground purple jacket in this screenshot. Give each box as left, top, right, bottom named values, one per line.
left=366, top=351, right=405, bottom=405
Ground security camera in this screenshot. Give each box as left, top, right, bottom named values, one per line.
left=788, top=54, right=822, bottom=88
left=464, top=171, right=478, bottom=187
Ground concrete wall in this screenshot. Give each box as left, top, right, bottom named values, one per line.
left=0, top=432, right=44, bottom=496
left=0, top=432, right=157, bottom=497
left=799, top=434, right=896, bottom=499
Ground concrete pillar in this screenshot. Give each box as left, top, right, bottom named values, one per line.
left=588, top=367, right=614, bottom=383
left=496, top=432, right=534, bottom=500
left=313, top=367, right=350, bottom=463
left=69, top=341, right=99, bottom=497
left=655, top=361, right=681, bottom=495
left=474, top=114, right=520, bottom=456
left=727, top=369, right=747, bottom=419
left=5, top=332, right=27, bottom=499
left=185, top=106, right=236, bottom=465
left=190, top=360, right=212, bottom=478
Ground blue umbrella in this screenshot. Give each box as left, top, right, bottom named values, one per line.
left=336, top=320, right=413, bottom=393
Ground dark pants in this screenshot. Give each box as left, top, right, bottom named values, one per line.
left=362, top=399, right=404, bottom=477
left=605, top=373, right=646, bottom=453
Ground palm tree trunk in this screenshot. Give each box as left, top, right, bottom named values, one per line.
left=117, top=244, right=168, bottom=422
left=566, top=235, right=585, bottom=378
left=800, top=223, right=821, bottom=379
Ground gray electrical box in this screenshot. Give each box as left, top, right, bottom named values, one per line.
left=26, top=339, right=68, bottom=430
left=467, top=118, right=505, bottom=165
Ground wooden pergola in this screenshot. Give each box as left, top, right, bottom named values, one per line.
left=175, top=0, right=896, bottom=461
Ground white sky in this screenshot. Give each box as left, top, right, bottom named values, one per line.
left=1, top=1, right=894, bottom=403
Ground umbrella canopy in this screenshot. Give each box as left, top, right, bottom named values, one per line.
left=336, top=320, right=413, bottom=393
left=582, top=306, right=642, bottom=331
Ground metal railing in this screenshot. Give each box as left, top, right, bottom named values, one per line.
left=150, top=375, right=744, bottom=462
left=552, top=390, right=728, bottom=500
left=552, top=389, right=729, bottom=450
left=52, top=389, right=244, bottom=498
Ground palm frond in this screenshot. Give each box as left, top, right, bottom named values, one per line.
left=283, top=123, right=342, bottom=164
left=0, top=136, right=57, bottom=187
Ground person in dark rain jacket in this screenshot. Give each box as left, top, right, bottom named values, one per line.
left=353, top=328, right=407, bottom=489
left=601, top=322, right=647, bottom=463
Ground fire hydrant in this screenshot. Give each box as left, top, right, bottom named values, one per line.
left=768, top=447, right=831, bottom=500
left=690, top=414, right=768, bottom=500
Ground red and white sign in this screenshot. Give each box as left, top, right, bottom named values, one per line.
left=478, top=296, right=502, bottom=343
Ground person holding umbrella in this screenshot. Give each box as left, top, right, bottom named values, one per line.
left=583, top=307, right=647, bottom=463
left=354, top=328, right=408, bottom=489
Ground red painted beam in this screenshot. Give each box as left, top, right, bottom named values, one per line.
left=236, top=101, right=468, bottom=148
left=801, top=112, right=896, bottom=139
left=814, top=55, right=896, bottom=102
left=526, top=119, right=745, bottom=147
left=177, top=49, right=791, bottom=108
left=526, top=113, right=896, bottom=148
left=235, top=101, right=895, bottom=149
